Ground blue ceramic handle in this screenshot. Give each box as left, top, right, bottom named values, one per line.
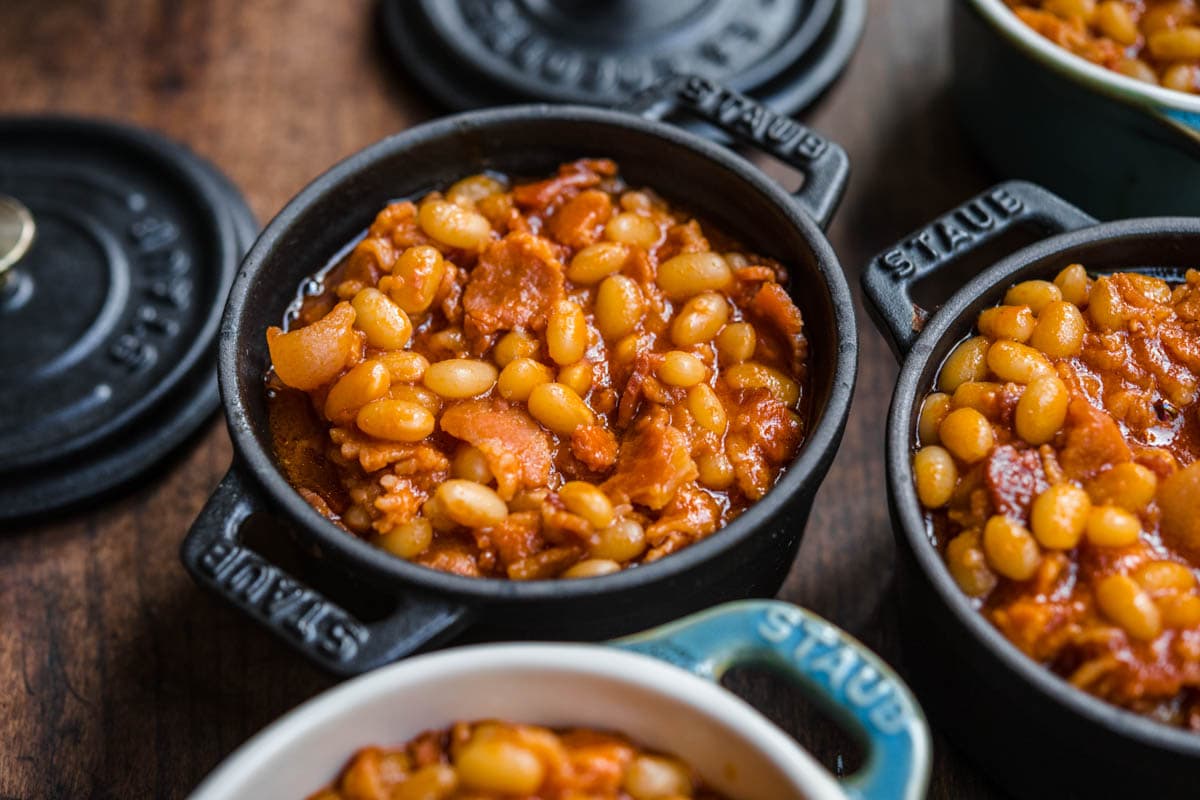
left=1162, top=109, right=1200, bottom=146
left=617, top=601, right=930, bottom=800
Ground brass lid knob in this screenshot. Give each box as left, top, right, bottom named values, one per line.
left=0, top=195, right=35, bottom=283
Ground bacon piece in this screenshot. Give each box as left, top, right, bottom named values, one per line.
left=507, top=546, right=585, bottom=580
left=750, top=281, right=808, bottom=373
left=372, top=475, right=429, bottom=534
left=726, top=389, right=803, bottom=500
left=603, top=406, right=697, bottom=510
left=436, top=262, right=467, bottom=326
left=734, top=266, right=778, bottom=284
left=541, top=500, right=592, bottom=542
left=752, top=282, right=803, bottom=337
left=511, top=159, right=615, bottom=212
left=1014, top=8, right=1089, bottom=51
left=1161, top=321, right=1200, bottom=375
left=570, top=423, right=619, bottom=471
left=1059, top=398, right=1132, bottom=481
left=479, top=510, right=543, bottom=568
left=1132, top=329, right=1198, bottom=408
left=344, top=237, right=396, bottom=286
left=548, top=189, right=612, bottom=249
left=416, top=544, right=481, bottom=577
left=329, top=427, right=449, bottom=475
left=408, top=731, right=447, bottom=767
left=655, top=219, right=709, bottom=262
left=367, top=200, right=426, bottom=247
left=645, top=484, right=722, bottom=550
left=298, top=488, right=339, bottom=519
left=1081, top=331, right=1135, bottom=379
left=623, top=246, right=656, bottom=285
left=440, top=399, right=554, bottom=500
left=984, top=444, right=1049, bottom=520
left=616, top=353, right=655, bottom=428
left=1175, top=274, right=1200, bottom=322
left=463, top=232, right=565, bottom=335
left=560, top=736, right=635, bottom=791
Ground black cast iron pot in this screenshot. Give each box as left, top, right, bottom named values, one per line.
left=863, top=180, right=1200, bottom=799
left=181, top=77, right=858, bottom=677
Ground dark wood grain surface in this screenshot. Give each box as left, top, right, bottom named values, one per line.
left=1, top=1, right=1007, bottom=797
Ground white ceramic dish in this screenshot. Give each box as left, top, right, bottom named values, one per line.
left=188, top=601, right=930, bottom=800
left=955, top=0, right=1200, bottom=218
left=971, top=0, right=1200, bottom=117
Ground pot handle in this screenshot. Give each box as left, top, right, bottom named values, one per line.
left=617, top=600, right=930, bottom=800
left=861, top=180, right=1097, bottom=359
left=626, top=75, right=849, bottom=230
left=1154, top=108, right=1200, bottom=152
left=180, top=464, right=471, bottom=676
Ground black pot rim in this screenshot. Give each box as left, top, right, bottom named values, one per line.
left=887, top=215, right=1200, bottom=756
left=220, top=103, right=858, bottom=603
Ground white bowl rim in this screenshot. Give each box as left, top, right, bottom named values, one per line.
left=188, top=642, right=847, bottom=800
left=968, top=0, right=1200, bottom=115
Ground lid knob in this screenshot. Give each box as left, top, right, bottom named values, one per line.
left=0, top=194, right=34, bottom=286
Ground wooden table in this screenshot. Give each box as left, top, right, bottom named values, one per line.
left=1, top=1, right=1007, bottom=797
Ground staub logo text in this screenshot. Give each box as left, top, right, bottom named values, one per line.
left=758, top=605, right=910, bottom=735
left=678, top=76, right=829, bottom=162
left=877, top=187, right=1026, bottom=279
left=198, top=540, right=366, bottom=661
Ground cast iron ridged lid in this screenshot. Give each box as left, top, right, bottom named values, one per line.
left=381, top=0, right=866, bottom=115
left=0, top=117, right=256, bottom=521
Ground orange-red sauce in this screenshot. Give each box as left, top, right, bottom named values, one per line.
left=266, top=160, right=809, bottom=580
left=916, top=266, right=1200, bottom=729
left=308, top=720, right=734, bottom=800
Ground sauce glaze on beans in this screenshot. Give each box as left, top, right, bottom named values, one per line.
left=914, top=265, right=1200, bottom=730
left=308, top=720, right=733, bottom=800
left=1007, top=0, right=1200, bottom=94
left=266, top=159, right=809, bottom=580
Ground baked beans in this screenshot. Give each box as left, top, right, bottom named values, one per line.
left=915, top=265, right=1200, bottom=729
left=309, top=720, right=731, bottom=800
left=266, top=160, right=809, bottom=580
left=1008, top=1, right=1200, bottom=93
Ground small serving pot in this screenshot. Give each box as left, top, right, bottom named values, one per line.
left=955, top=0, right=1200, bottom=219
left=181, top=77, right=858, bottom=676
left=863, top=180, right=1200, bottom=799
left=187, top=601, right=929, bottom=800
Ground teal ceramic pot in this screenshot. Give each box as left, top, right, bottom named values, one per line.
left=955, top=0, right=1200, bottom=219
left=187, top=601, right=930, bottom=800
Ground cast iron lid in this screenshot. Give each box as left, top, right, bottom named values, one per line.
left=381, top=0, right=866, bottom=115
left=0, top=117, right=256, bottom=522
